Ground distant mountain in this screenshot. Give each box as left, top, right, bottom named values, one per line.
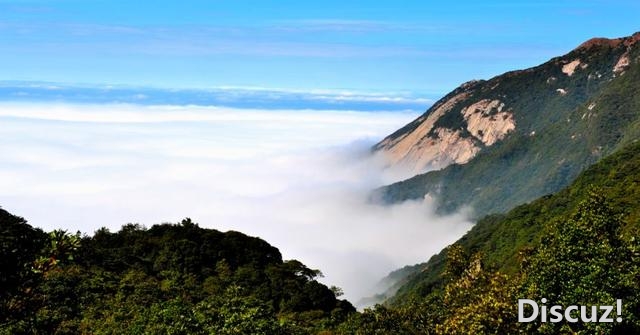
left=375, top=32, right=640, bottom=219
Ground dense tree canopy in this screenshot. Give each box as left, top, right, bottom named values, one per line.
left=0, top=216, right=354, bottom=334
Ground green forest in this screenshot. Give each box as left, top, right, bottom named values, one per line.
left=0, top=215, right=354, bottom=334
left=3, top=141, right=640, bottom=334
left=368, top=141, right=640, bottom=334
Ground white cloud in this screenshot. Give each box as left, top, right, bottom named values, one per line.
left=0, top=103, right=471, bottom=304
left=0, top=82, right=435, bottom=109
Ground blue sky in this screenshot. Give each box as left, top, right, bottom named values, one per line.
left=1, top=0, right=639, bottom=95
left=1, top=0, right=639, bottom=301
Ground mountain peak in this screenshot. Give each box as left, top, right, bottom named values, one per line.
left=577, top=37, right=623, bottom=50
left=576, top=31, right=640, bottom=51
left=375, top=31, right=640, bottom=217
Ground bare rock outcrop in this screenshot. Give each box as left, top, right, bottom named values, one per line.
left=376, top=94, right=516, bottom=173
left=376, top=92, right=474, bottom=172
left=461, top=99, right=516, bottom=146
left=562, top=59, right=582, bottom=76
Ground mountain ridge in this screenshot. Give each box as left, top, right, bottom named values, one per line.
left=374, top=31, right=640, bottom=219
left=576, top=31, right=640, bottom=50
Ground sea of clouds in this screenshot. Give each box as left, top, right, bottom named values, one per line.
left=0, top=102, right=472, bottom=304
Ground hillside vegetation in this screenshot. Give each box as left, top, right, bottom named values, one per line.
left=377, top=32, right=640, bottom=219
left=0, top=215, right=354, bottom=334
left=361, top=140, right=640, bottom=334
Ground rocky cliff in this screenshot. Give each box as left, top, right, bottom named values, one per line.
left=374, top=82, right=515, bottom=174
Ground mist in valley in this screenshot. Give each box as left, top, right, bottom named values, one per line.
left=0, top=102, right=473, bottom=304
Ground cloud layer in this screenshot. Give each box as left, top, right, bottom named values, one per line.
left=0, top=82, right=434, bottom=112
left=0, top=103, right=472, bottom=303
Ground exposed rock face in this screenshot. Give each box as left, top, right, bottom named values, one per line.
left=398, top=127, right=480, bottom=172
left=374, top=33, right=640, bottom=210
left=461, top=99, right=515, bottom=146
left=380, top=32, right=640, bottom=311
left=375, top=92, right=475, bottom=172
left=376, top=31, right=640, bottom=214
left=562, top=59, right=582, bottom=76
left=376, top=93, right=516, bottom=173
left=609, top=33, right=640, bottom=75
left=614, top=53, right=630, bottom=73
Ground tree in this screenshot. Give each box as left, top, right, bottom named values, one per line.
left=436, top=254, right=520, bottom=334
left=0, top=209, right=47, bottom=329
left=522, top=190, right=640, bottom=334
left=33, top=230, right=81, bottom=274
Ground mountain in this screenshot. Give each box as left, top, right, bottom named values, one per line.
left=375, top=32, right=640, bottom=219
left=345, top=136, right=640, bottom=334
left=391, top=139, right=640, bottom=303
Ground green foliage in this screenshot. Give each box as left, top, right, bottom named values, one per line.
left=337, top=301, right=438, bottom=335
left=0, top=208, right=47, bottom=326
left=392, top=141, right=640, bottom=305
left=442, top=244, right=468, bottom=280
left=33, top=230, right=81, bottom=274
left=353, top=188, right=640, bottom=333
left=366, top=141, right=640, bottom=334
left=436, top=255, right=520, bottom=334
left=379, top=37, right=640, bottom=220
left=0, top=217, right=354, bottom=334
left=519, top=191, right=640, bottom=333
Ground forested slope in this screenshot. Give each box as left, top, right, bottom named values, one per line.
left=0, top=216, right=354, bottom=334
left=351, top=141, right=640, bottom=334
